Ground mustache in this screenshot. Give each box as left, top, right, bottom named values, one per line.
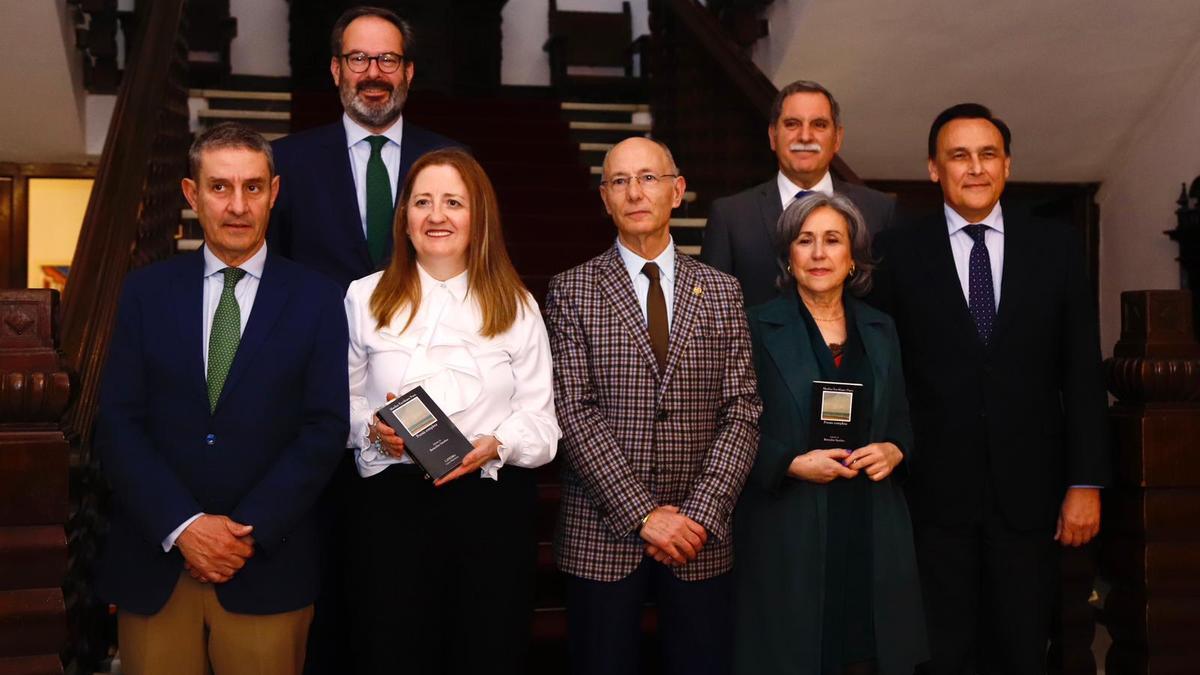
left=356, top=79, right=395, bottom=94
left=789, top=142, right=822, bottom=153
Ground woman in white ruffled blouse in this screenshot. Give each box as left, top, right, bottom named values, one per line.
left=342, top=148, right=560, bottom=675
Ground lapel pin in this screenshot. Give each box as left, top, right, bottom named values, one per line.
left=693, top=285, right=703, bottom=297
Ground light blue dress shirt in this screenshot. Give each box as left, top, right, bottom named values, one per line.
left=616, top=236, right=676, bottom=330
left=343, top=113, right=404, bottom=237
left=944, top=202, right=1004, bottom=311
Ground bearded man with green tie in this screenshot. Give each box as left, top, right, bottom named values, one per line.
left=94, top=123, right=349, bottom=675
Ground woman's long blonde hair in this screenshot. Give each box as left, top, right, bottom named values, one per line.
left=369, top=148, right=529, bottom=337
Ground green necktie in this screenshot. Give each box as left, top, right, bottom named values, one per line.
left=365, top=135, right=393, bottom=266
left=207, top=267, right=247, bottom=412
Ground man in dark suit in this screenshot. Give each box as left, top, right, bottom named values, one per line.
left=267, top=9, right=457, bottom=670
left=545, top=137, right=761, bottom=675
left=95, top=123, right=349, bottom=675
left=701, top=79, right=896, bottom=306
left=869, top=103, right=1111, bottom=674
left=269, top=5, right=458, bottom=290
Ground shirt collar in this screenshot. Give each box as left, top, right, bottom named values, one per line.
left=203, top=242, right=267, bottom=279
left=415, top=261, right=469, bottom=302
left=777, top=170, right=834, bottom=207
left=342, top=112, right=404, bottom=149
left=944, top=201, right=1005, bottom=236
left=615, top=236, right=676, bottom=284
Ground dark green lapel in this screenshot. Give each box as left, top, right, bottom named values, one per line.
left=852, top=297, right=892, bottom=441
left=757, top=296, right=820, bottom=422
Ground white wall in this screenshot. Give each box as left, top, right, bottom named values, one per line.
left=501, top=0, right=649, bottom=86
left=0, top=0, right=88, bottom=162
left=1095, top=41, right=1200, bottom=355
left=229, top=0, right=290, bottom=77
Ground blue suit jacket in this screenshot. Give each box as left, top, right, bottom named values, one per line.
left=269, top=119, right=459, bottom=289
left=95, top=250, right=350, bottom=615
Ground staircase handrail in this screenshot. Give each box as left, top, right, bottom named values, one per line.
left=59, top=0, right=190, bottom=452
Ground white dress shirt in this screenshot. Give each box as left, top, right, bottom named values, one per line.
left=343, top=113, right=404, bottom=237
left=776, top=170, right=835, bottom=208
left=616, top=236, right=676, bottom=329
left=944, top=202, right=1004, bottom=311
left=163, top=243, right=267, bottom=551
left=345, top=264, right=560, bottom=479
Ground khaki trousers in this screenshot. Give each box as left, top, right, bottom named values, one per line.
left=118, top=573, right=313, bottom=675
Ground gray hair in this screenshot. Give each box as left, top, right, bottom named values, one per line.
left=188, top=122, right=274, bottom=179
left=774, top=192, right=875, bottom=296
left=331, top=6, right=416, bottom=60
left=770, top=80, right=841, bottom=128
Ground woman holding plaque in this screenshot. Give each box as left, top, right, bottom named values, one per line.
left=733, top=193, right=927, bottom=675
left=343, top=148, right=560, bottom=675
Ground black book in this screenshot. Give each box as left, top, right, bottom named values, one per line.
left=375, top=386, right=469, bottom=481
left=808, top=380, right=869, bottom=450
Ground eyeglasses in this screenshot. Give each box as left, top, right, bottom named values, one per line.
left=600, top=173, right=679, bottom=192
left=340, top=52, right=406, bottom=73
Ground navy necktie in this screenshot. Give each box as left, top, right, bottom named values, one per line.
left=964, top=223, right=996, bottom=346
left=794, top=189, right=813, bottom=202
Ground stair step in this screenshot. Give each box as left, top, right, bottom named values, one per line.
left=561, top=102, right=649, bottom=113
left=197, top=109, right=291, bottom=122
left=190, top=89, right=292, bottom=102
left=670, top=218, right=707, bottom=229
left=579, top=142, right=614, bottom=152
left=678, top=245, right=701, bottom=256
left=569, top=121, right=651, bottom=132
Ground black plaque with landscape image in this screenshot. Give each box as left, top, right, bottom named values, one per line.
left=375, top=386, right=469, bottom=481
left=808, top=380, right=869, bottom=450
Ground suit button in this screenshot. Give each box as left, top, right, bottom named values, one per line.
left=206, top=434, right=216, bottom=446
left=656, top=409, right=669, bottom=422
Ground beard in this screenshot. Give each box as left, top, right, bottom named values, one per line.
left=340, top=73, right=408, bottom=130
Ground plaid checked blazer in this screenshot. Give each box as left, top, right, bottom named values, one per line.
left=545, top=244, right=761, bottom=582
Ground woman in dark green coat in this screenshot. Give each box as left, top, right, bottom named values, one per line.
left=734, top=193, right=927, bottom=675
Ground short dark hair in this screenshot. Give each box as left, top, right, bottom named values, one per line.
left=927, top=103, right=1012, bottom=158
left=188, top=122, right=274, bottom=179
left=330, top=6, right=415, bottom=60
left=770, top=80, right=841, bottom=127
left=774, top=192, right=875, bottom=297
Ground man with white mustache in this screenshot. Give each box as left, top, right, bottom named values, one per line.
left=701, top=80, right=896, bottom=306
left=269, top=5, right=459, bottom=290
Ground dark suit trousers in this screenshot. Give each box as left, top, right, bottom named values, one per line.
left=344, top=462, right=538, bottom=675
left=912, top=497, right=1056, bottom=675
left=566, top=558, right=733, bottom=675
left=303, top=451, right=356, bottom=675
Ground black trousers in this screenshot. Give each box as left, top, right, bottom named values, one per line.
left=345, top=462, right=538, bottom=675
left=566, top=557, right=733, bottom=675
left=302, top=450, right=356, bottom=675
left=912, top=507, right=1056, bottom=675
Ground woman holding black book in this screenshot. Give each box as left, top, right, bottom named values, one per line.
left=733, top=193, right=926, bottom=675
left=342, top=148, right=560, bottom=675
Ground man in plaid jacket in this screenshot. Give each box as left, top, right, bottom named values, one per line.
left=545, top=137, right=761, bottom=675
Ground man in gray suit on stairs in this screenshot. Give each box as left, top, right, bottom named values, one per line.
left=700, top=80, right=896, bottom=306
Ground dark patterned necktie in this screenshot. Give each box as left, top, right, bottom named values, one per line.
left=641, top=262, right=668, bottom=371
left=964, top=223, right=996, bottom=346
left=208, top=267, right=246, bottom=411
left=365, top=135, right=392, bottom=266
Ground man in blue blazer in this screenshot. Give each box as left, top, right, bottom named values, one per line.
left=269, top=6, right=458, bottom=290
left=95, top=123, right=349, bottom=675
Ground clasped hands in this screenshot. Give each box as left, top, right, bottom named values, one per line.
left=178, top=514, right=254, bottom=584
left=788, top=442, right=903, bottom=484
left=641, top=505, right=708, bottom=567
left=372, top=392, right=501, bottom=488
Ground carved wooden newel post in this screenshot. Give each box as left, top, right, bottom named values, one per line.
left=1102, top=290, right=1200, bottom=674
left=0, top=290, right=71, bottom=674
